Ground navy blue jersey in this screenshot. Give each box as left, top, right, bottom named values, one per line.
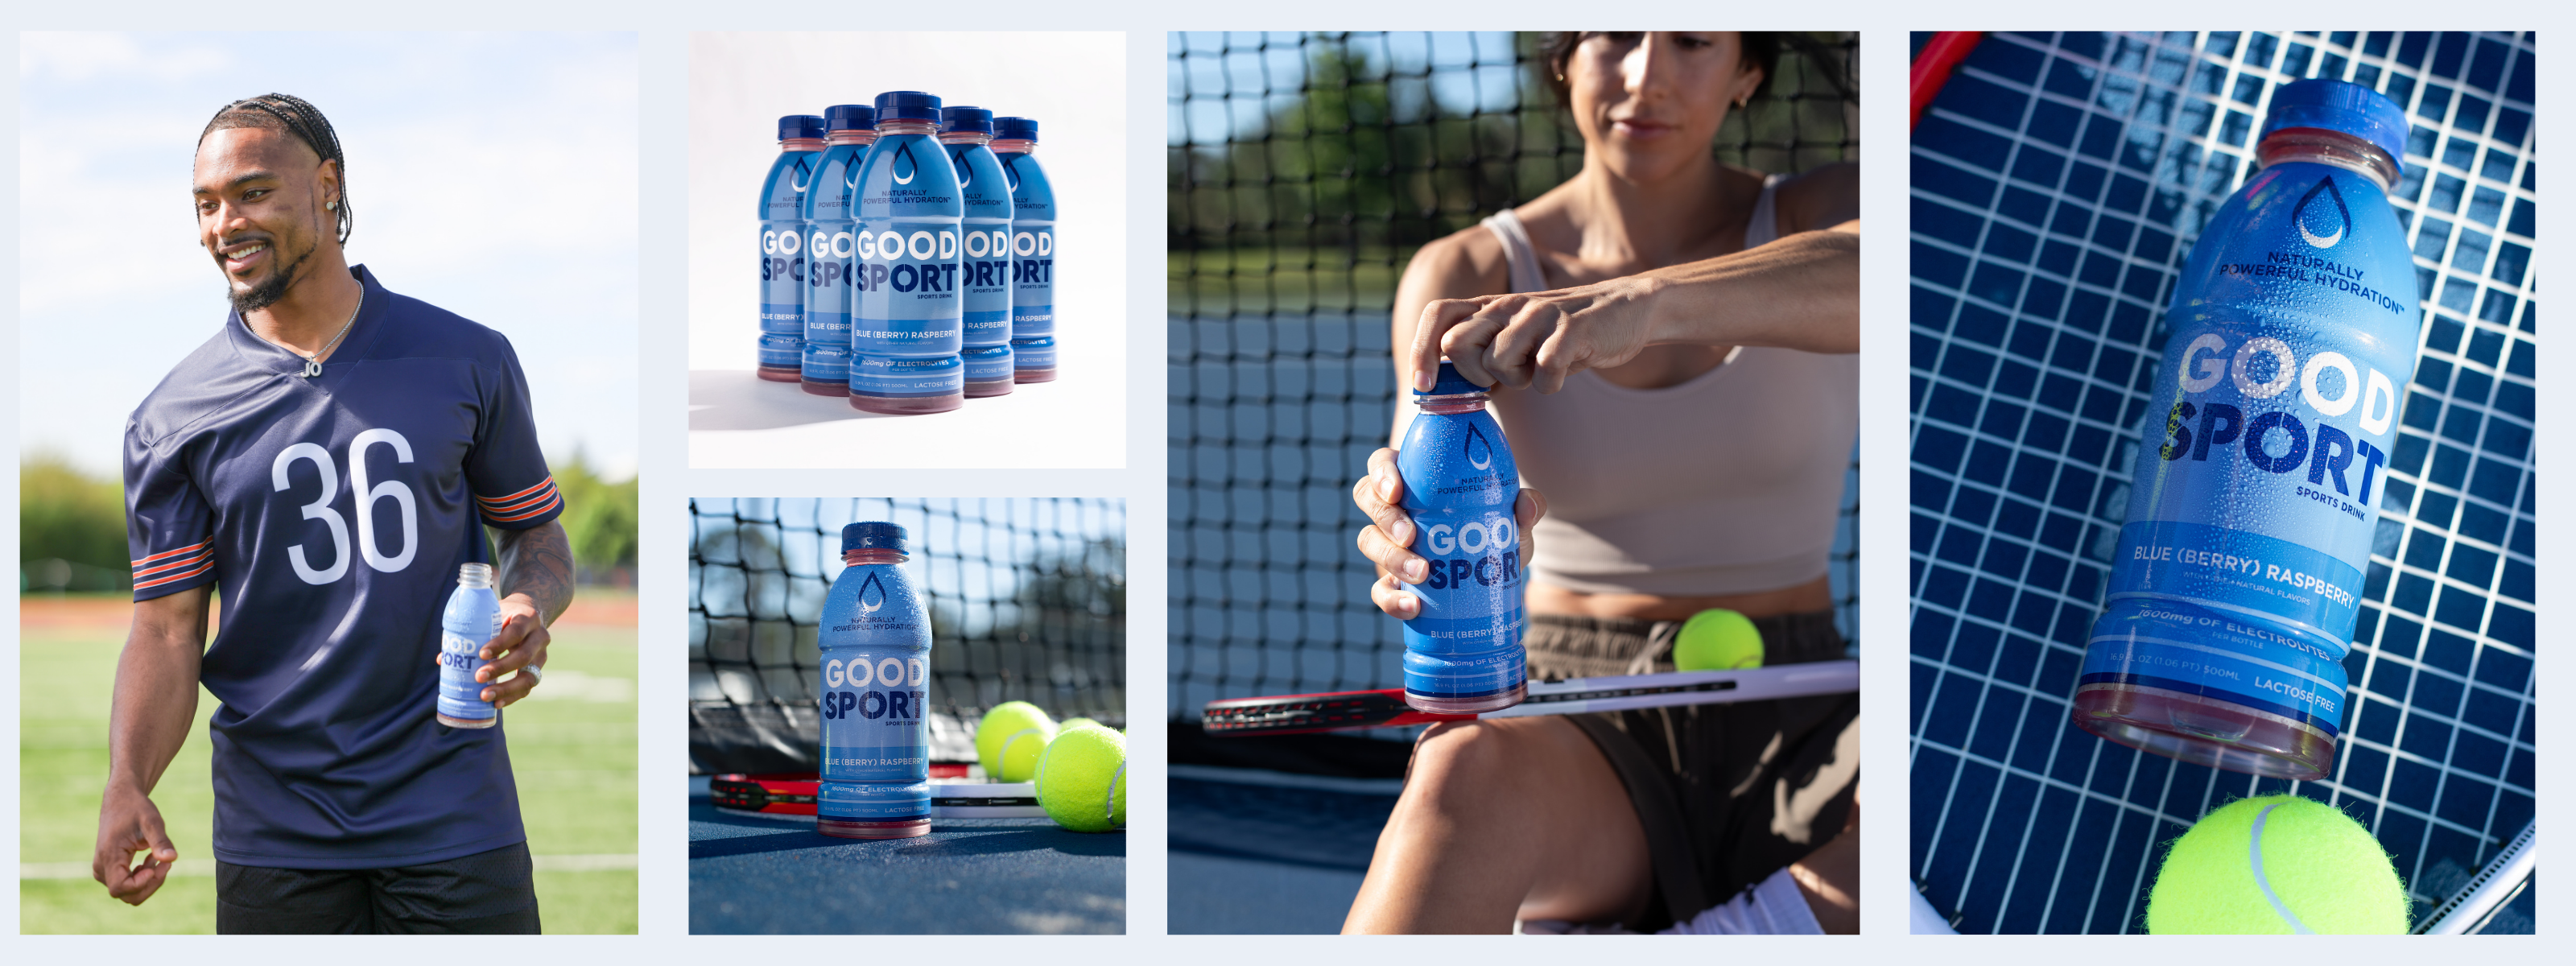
left=123, top=265, right=564, bottom=869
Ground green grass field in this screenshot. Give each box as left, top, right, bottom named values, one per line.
left=20, top=601, right=637, bottom=934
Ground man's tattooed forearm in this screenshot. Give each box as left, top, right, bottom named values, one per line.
left=495, top=521, right=576, bottom=624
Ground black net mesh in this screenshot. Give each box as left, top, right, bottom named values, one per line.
left=689, top=497, right=1126, bottom=774
left=1169, top=31, right=1862, bottom=720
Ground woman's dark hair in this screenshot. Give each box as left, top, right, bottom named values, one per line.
left=199, top=93, right=352, bottom=244
left=1541, top=32, right=1848, bottom=107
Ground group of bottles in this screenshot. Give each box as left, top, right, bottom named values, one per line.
left=758, top=91, right=1056, bottom=415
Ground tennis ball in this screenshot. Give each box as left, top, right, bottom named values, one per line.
left=1062, top=716, right=1101, bottom=730
left=975, top=701, right=1057, bottom=782
left=2146, top=795, right=2409, bottom=934
left=1034, top=723, right=1125, bottom=832
left=1673, top=609, right=1763, bottom=671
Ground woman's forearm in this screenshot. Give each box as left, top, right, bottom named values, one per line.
left=1641, top=223, right=1860, bottom=354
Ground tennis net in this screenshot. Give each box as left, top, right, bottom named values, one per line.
left=688, top=497, right=1127, bottom=774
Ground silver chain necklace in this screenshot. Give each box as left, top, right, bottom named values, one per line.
left=258, top=290, right=362, bottom=378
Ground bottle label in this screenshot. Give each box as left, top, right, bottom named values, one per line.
left=758, top=219, right=808, bottom=335
left=852, top=218, right=964, bottom=354
left=756, top=332, right=802, bottom=369
left=1009, top=336, right=1055, bottom=370
left=2102, top=164, right=2418, bottom=662
left=1397, top=411, right=1525, bottom=657
left=803, top=219, right=859, bottom=345
left=802, top=343, right=851, bottom=383
left=2079, top=601, right=2349, bottom=736
left=817, top=780, right=930, bottom=823
left=819, top=566, right=931, bottom=787
left=960, top=225, right=1013, bottom=347
left=849, top=353, right=962, bottom=398
left=962, top=344, right=1013, bottom=382
left=1010, top=226, right=1054, bottom=339
left=436, top=597, right=502, bottom=721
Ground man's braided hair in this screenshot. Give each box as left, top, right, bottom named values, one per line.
left=200, top=93, right=352, bottom=244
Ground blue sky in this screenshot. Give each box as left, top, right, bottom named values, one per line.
left=19, top=31, right=638, bottom=479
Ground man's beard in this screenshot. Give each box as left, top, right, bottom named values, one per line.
left=227, top=241, right=313, bottom=314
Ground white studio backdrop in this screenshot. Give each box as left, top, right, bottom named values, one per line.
left=686, top=31, right=1129, bottom=469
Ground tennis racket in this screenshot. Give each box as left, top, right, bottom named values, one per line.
left=710, top=766, right=1045, bottom=819
left=1201, top=660, right=1859, bottom=737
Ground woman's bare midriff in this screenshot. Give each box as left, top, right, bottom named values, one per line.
left=1526, top=573, right=1832, bottom=621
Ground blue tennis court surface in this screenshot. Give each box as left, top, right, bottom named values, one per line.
left=687, top=775, right=1125, bottom=934
left=1169, top=766, right=1401, bottom=933
left=1910, top=31, right=2535, bottom=934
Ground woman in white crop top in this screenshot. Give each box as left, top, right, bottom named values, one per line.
left=1344, top=32, right=1859, bottom=935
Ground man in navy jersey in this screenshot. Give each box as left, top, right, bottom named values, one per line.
left=91, top=93, right=576, bottom=934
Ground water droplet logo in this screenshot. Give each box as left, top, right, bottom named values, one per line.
left=891, top=142, right=919, bottom=186
left=947, top=146, right=974, bottom=188
left=2294, top=177, right=2351, bottom=249
left=1464, top=424, right=1494, bottom=470
left=1001, top=155, right=1023, bottom=193
left=791, top=157, right=813, bottom=193
left=857, top=572, right=887, bottom=614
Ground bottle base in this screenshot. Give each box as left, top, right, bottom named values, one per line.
left=1013, top=368, right=1057, bottom=384
left=437, top=712, right=499, bottom=729
left=964, top=378, right=1016, bottom=398
left=756, top=365, right=802, bottom=382
left=816, top=817, right=932, bottom=840
left=2071, top=683, right=2334, bottom=780
left=850, top=393, right=964, bottom=415
left=1403, top=682, right=1527, bottom=716
left=799, top=378, right=848, bottom=397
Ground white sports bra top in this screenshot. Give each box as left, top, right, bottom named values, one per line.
left=1464, top=175, right=1858, bottom=597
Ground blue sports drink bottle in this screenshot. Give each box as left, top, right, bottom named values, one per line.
left=436, top=563, right=503, bottom=729
left=993, top=117, right=1055, bottom=384
left=2074, top=80, right=2421, bottom=780
left=848, top=92, right=966, bottom=415
left=799, top=105, right=877, bottom=397
left=942, top=106, right=1017, bottom=398
left=1396, top=361, right=1528, bottom=713
left=757, top=114, right=826, bottom=382
left=817, top=522, right=933, bottom=839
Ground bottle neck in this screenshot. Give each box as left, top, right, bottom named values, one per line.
left=938, top=130, right=993, bottom=146
left=844, top=548, right=907, bottom=565
left=2256, top=129, right=2399, bottom=191
left=876, top=119, right=937, bottom=137
left=827, top=130, right=875, bottom=147
left=458, top=563, right=493, bottom=589
left=780, top=137, right=825, bottom=152
left=1416, top=392, right=1489, bottom=415
left=990, top=138, right=1036, bottom=154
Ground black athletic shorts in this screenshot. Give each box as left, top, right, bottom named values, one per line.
left=215, top=841, right=543, bottom=934
left=1527, top=610, right=1859, bottom=932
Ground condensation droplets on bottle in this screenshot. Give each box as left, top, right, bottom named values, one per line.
left=1396, top=361, right=1528, bottom=713
left=2073, top=80, right=2421, bottom=780
left=848, top=91, right=966, bottom=415
left=816, top=522, right=933, bottom=839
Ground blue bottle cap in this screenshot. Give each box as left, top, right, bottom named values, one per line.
left=874, top=91, right=943, bottom=123
left=940, top=106, right=994, bottom=134
left=2261, top=80, right=2410, bottom=175
left=778, top=114, right=825, bottom=140
left=824, top=104, right=877, bottom=132
left=841, top=521, right=908, bottom=555
left=993, top=116, right=1038, bottom=140
left=1414, top=361, right=1484, bottom=396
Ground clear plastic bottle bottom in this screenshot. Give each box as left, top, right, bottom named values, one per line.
left=1403, top=681, right=1526, bottom=715
left=850, top=392, right=964, bottom=415
left=2070, top=683, right=2334, bottom=780
left=756, top=365, right=802, bottom=382
left=800, top=378, right=848, bottom=397
left=437, top=712, right=498, bottom=729
left=816, top=816, right=931, bottom=840
left=964, top=378, right=1016, bottom=398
